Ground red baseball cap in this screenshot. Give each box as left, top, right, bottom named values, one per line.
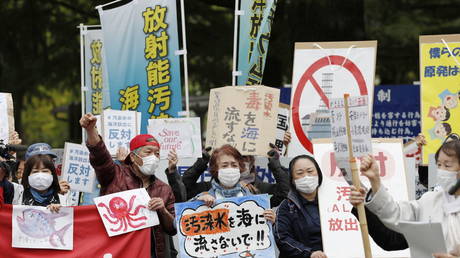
left=129, top=134, right=160, bottom=151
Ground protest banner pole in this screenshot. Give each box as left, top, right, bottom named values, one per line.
left=79, top=24, right=86, bottom=144
left=231, top=0, right=240, bottom=86
left=343, top=93, right=373, bottom=258
left=179, top=0, right=190, bottom=117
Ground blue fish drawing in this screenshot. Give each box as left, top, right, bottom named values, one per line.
left=16, top=208, right=72, bottom=247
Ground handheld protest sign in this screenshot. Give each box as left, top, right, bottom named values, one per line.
left=419, top=34, right=460, bottom=164
left=314, top=138, right=410, bottom=258
left=61, top=142, right=96, bottom=193
left=288, top=41, right=377, bottom=157
left=0, top=93, right=15, bottom=144
left=12, top=205, right=74, bottom=250
left=174, top=194, right=276, bottom=258
left=330, top=95, right=372, bottom=182
left=274, top=103, right=290, bottom=155
left=205, top=85, right=279, bottom=156
left=94, top=188, right=159, bottom=237
left=343, top=94, right=372, bottom=258
left=101, top=109, right=140, bottom=156
left=148, top=117, right=202, bottom=159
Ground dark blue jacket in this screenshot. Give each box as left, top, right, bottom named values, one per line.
left=274, top=190, right=323, bottom=258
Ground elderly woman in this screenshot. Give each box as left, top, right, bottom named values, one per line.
left=274, top=155, right=327, bottom=258
left=192, top=144, right=275, bottom=223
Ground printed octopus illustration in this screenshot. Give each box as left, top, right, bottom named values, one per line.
left=97, top=195, right=147, bottom=232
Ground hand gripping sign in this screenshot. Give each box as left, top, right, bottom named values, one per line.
left=288, top=41, right=377, bottom=157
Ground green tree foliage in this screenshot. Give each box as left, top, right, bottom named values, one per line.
left=0, top=0, right=459, bottom=146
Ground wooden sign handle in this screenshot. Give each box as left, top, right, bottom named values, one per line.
left=344, top=94, right=373, bottom=258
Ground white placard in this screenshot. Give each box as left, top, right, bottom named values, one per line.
left=101, top=109, right=139, bottom=156
left=61, top=142, right=96, bottom=193
left=12, top=205, right=74, bottom=250
left=94, top=188, right=159, bottom=237
left=275, top=104, right=290, bottom=155
left=148, top=117, right=202, bottom=159
left=330, top=95, right=372, bottom=181
left=288, top=41, right=376, bottom=157
left=314, top=139, right=410, bottom=258
left=0, top=93, right=12, bottom=144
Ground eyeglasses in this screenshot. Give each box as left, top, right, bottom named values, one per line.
left=443, top=133, right=460, bottom=144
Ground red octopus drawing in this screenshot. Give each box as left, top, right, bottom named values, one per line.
left=97, top=195, right=147, bottom=232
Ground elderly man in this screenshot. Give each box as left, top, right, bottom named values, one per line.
left=80, top=113, right=177, bottom=258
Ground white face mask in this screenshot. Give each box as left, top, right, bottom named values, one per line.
left=436, top=169, right=458, bottom=191
left=135, top=154, right=159, bottom=176
left=295, top=175, right=319, bottom=194
left=218, top=167, right=241, bottom=188
left=28, top=172, right=53, bottom=191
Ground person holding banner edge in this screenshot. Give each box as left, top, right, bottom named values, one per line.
left=351, top=136, right=460, bottom=257
left=274, top=154, right=327, bottom=258
left=80, top=113, right=177, bottom=258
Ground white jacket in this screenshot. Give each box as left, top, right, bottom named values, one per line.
left=366, top=185, right=460, bottom=253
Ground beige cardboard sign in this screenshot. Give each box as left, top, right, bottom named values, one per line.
left=206, top=86, right=280, bottom=156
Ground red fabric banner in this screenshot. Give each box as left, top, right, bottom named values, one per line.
left=0, top=204, right=150, bottom=257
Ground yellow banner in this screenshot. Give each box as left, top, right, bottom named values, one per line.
left=420, top=34, right=460, bottom=163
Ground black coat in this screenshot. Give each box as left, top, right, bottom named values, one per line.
left=351, top=207, right=409, bottom=251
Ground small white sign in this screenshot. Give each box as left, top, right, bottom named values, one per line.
left=94, top=188, right=159, bottom=237
left=12, top=205, right=74, bottom=250
left=61, top=142, right=96, bottom=193
left=148, top=117, right=202, bottom=159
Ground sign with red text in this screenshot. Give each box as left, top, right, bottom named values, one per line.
left=313, top=138, right=409, bottom=258
left=206, top=86, right=280, bottom=156
left=147, top=117, right=202, bottom=159
left=288, top=41, right=376, bottom=157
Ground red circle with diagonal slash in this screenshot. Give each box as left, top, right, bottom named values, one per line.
left=292, top=55, right=368, bottom=154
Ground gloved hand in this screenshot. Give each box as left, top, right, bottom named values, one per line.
left=267, top=143, right=281, bottom=169
left=202, top=147, right=212, bottom=163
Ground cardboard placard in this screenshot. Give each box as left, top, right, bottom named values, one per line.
left=206, top=86, right=280, bottom=156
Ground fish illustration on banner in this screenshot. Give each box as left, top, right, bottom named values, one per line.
left=94, top=188, right=159, bottom=237
left=174, top=194, right=276, bottom=258
left=12, top=206, right=74, bottom=250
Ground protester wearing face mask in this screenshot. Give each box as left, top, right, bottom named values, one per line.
left=80, top=113, right=177, bottom=258
left=182, top=145, right=290, bottom=207
left=190, top=144, right=276, bottom=223
left=350, top=136, right=460, bottom=258
left=19, top=154, right=63, bottom=213
left=274, top=155, right=327, bottom=258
